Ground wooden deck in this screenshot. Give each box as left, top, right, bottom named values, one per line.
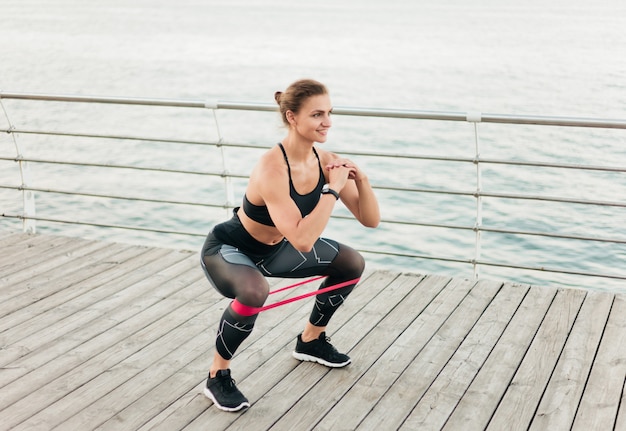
left=0, top=232, right=625, bottom=431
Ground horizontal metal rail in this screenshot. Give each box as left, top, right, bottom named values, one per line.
left=0, top=155, right=248, bottom=179
left=0, top=184, right=219, bottom=208
left=0, top=213, right=201, bottom=237
left=0, top=127, right=222, bottom=147
left=2, top=91, right=626, bottom=129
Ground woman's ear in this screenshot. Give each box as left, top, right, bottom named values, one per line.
left=286, top=110, right=296, bottom=126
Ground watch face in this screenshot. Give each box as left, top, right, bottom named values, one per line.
left=322, top=184, right=329, bottom=192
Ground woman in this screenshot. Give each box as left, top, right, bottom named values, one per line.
left=200, top=79, right=380, bottom=412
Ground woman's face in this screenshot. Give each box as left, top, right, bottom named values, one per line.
left=290, top=94, right=332, bottom=143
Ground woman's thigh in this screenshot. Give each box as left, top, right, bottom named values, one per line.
left=202, top=244, right=269, bottom=307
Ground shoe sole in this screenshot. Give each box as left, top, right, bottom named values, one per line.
left=203, top=387, right=250, bottom=412
left=292, top=351, right=352, bottom=368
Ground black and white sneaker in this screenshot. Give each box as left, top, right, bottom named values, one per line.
left=292, top=332, right=351, bottom=368
left=204, top=369, right=250, bottom=412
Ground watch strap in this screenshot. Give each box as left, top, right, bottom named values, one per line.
left=322, top=187, right=340, bottom=200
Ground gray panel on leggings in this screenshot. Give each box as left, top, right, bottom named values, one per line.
left=219, top=244, right=257, bottom=268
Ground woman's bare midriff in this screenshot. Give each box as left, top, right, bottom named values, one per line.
left=237, top=207, right=285, bottom=245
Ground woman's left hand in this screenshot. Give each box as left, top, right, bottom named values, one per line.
left=326, top=158, right=362, bottom=180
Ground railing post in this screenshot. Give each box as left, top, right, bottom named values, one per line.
left=19, top=158, right=37, bottom=233
left=208, top=105, right=234, bottom=217
left=467, top=112, right=483, bottom=279
left=1, top=99, right=37, bottom=233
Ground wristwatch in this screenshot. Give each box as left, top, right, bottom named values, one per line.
left=321, top=184, right=340, bottom=200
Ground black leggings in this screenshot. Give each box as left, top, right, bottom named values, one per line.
left=201, top=230, right=365, bottom=360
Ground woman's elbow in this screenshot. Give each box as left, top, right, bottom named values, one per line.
left=361, top=214, right=381, bottom=228
left=364, top=219, right=380, bottom=228
left=291, top=238, right=315, bottom=253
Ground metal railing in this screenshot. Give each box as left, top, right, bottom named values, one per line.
left=1, top=91, right=625, bottom=290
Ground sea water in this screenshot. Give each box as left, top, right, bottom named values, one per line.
left=1, top=0, right=625, bottom=291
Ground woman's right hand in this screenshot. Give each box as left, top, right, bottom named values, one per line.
left=326, top=162, right=353, bottom=191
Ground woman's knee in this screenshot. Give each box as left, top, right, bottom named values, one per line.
left=323, top=243, right=365, bottom=280
left=354, top=250, right=365, bottom=275
left=236, top=273, right=270, bottom=307
left=338, top=244, right=365, bottom=279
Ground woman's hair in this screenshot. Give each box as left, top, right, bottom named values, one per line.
left=274, top=79, right=328, bottom=126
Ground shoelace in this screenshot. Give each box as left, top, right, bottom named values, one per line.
left=321, top=336, right=339, bottom=353
left=216, top=374, right=237, bottom=391
left=225, top=378, right=237, bottom=390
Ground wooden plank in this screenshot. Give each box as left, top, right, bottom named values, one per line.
left=334, top=276, right=477, bottom=431
left=0, top=232, right=55, bottom=250
left=0, top=247, right=183, bottom=371
left=9, top=276, right=214, bottom=431
left=0, top=245, right=173, bottom=339
left=400, top=282, right=531, bottom=430
left=486, top=287, right=587, bottom=431
left=0, top=233, right=94, bottom=274
left=614, top=378, right=626, bottom=431
left=0, top=242, right=158, bottom=333
left=442, top=284, right=558, bottom=430
left=0, top=234, right=79, bottom=277
left=0, top=246, right=136, bottom=329
left=354, top=278, right=503, bottom=431
left=32, top=280, right=218, bottom=430
left=0, top=231, right=20, bottom=243
left=0, top=254, right=203, bottom=429
left=310, top=274, right=450, bottom=431
left=95, top=329, right=223, bottom=431
left=0, top=232, right=50, bottom=250
left=572, top=294, right=626, bottom=431
left=529, top=291, right=614, bottom=430
left=0, top=240, right=133, bottom=316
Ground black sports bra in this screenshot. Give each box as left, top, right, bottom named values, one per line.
left=242, top=143, right=325, bottom=227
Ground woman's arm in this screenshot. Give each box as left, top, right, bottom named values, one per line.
left=341, top=175, right=380, bottom=228
left=328, top=156, right=380, bottom=228
left=255, top=154, right=351, bottom=252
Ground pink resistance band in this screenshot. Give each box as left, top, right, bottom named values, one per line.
left=231, top=276, right=361, bottom=316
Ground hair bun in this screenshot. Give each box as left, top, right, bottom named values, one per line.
left=274, top=91, right=283, bottom=105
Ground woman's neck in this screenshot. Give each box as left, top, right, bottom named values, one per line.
left=281, top=134, right=314, bottom=163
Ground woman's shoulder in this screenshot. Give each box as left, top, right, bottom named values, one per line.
left=259, top=145, right=285, bottom=166
left=315, top=146, right=340, bottom=163
left=252, top=146, right=288, bottom=179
